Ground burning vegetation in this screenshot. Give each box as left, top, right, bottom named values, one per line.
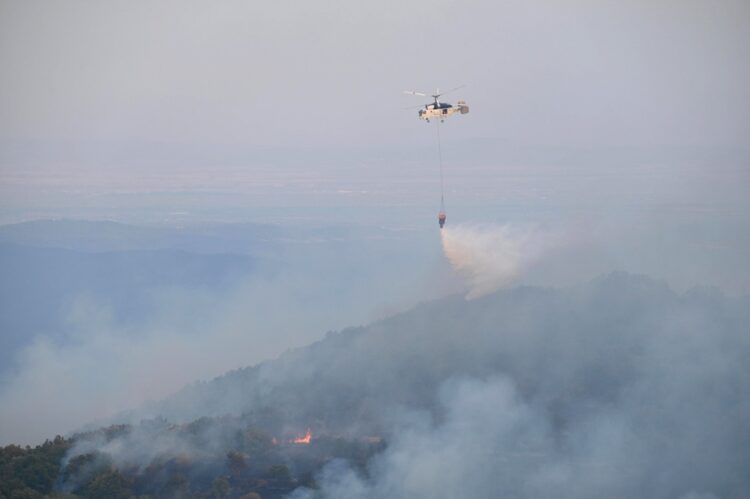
left=0, top=417, right=384, bottom=499
left=291, top=428, right=312, bottom=445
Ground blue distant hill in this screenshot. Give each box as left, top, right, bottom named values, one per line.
left=0, top=242, right=255, bottom=371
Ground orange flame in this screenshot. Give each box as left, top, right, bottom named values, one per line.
left=291, top=428, right=312, bottom=444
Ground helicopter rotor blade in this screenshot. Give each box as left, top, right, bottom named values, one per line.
left=404, top=90, right=428, bottom=97
left=434, top=85, right=465, bottom=98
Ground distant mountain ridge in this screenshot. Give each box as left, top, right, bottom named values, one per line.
left=0, top=219, right=283, bottom=254
left=0, top=242, right=256, bottom=370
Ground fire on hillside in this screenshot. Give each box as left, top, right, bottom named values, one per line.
left=292, top=428, right=312, bottom=444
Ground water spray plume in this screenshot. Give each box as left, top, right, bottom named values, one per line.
left=441, top=224, right=543, bottom=299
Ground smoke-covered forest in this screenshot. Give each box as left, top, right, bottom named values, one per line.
left=3, top=272, right=749, bottom=498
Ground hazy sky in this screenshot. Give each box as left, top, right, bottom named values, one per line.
left=1, top=0, right=749, bottom=150
left=1, top=0, right=749, bottom=227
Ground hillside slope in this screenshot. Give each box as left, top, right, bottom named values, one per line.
left=4, top=272, right=749, bottom=498
left=115, top=272, right=750, bottom=498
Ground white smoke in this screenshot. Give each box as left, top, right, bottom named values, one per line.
left=440, top=224, right=551, bottom=299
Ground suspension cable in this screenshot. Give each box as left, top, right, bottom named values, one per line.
left=436, top=120, right=445, bottom=211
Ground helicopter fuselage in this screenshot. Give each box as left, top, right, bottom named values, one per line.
left=419, top=100, right=469, bottom=122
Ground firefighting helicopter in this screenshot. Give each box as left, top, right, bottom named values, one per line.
left=403, top=86, right=469, bottom=123
left=404, top=85, right=469, bottom=228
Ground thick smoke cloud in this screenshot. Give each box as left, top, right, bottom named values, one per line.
left=0, top=282, right=282, bottom=445
left=289, top=376, right=542, bottom=499
left=292, top=364, right=747, bottom=498
left=60, top=272, right=745, bottom=499
left=251, top=274, right=747, bottom=499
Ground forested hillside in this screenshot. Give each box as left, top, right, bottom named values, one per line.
left=3, top=273, right=748, bottom=498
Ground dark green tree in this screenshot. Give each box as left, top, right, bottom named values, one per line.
left=80, top=469, right=132, bottom=499
left=227, top=450, right=247, bottom=478
left=9, top=488, right=42, bottom=499
left=266, top=464, right=291, bottom=483
left=210, top=476, right=231, bottom=499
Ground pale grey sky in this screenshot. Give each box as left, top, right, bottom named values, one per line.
left=1, top=0, right=749, bottom=149
left=1, top=0, right=749, bottom=226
